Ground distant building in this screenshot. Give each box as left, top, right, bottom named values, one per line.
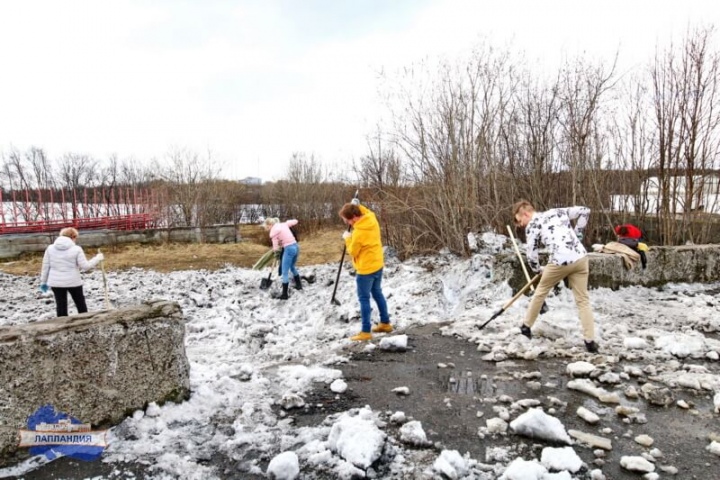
left=611, top=174, right=720, bottom=214
left=240, top=177, right=262, bottom=185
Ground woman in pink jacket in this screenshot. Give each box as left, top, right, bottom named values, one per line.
left=263, top=217, right=302, bottom=300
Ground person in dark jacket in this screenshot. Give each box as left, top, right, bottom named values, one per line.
left=614, top=224, right=648, bottom=269
left=39, top=227, right=104, bottom=317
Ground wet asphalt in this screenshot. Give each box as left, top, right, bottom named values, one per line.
left=295, top=323, right=720, bottom=480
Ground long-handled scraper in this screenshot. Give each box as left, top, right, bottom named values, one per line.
left=476, top=274, right=541, bottom=330
left=506, top=225, right=548, bottom=315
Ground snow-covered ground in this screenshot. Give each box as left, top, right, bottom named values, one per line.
left=1, top=232, right=719, bottom=479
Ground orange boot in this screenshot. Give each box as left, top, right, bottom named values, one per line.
left=371, top=323, right=393, bottom=333
left=350, top=332, right=372, bottom=341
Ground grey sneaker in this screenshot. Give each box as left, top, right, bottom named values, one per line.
left=520, top=324, right=532, bottom=340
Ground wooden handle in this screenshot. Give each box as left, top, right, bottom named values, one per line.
left=501, top=274, right=541, bottom=310
left=506, top=225, right=535, bottom=292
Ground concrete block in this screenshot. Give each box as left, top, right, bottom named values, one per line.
left=0, top=300, right=190, bottom=466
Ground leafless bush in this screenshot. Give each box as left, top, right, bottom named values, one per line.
left=261, top=152, right=352, bottom=235
left=350, top=28, right=720, bottom=256
left=152, top=147, right=222, bottom=227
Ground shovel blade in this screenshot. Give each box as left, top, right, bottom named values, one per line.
left=476, top=309, right=503, bottom=330
left=260, top=278, right=272, bottom=290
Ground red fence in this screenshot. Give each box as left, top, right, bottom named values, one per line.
left=0, top=213, right=157, bottom=235
left=0, top=188, right=161, bottom=235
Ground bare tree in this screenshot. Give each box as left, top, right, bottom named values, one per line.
left=356, top=129, right=404, bottom=192
left=0, top=146, right=57, bottom=222
left=264, top=152, right=348, bottom=233
left=650, top=26, right=720, bottom=244
left=608, top=74, right=655, bottom=226
left=371, top=41, right=521, bottom=257
left=154, top=147, right=221, bottom=227
left=503, top=69, right=562, bottom=208
left=556, top=54, right=618, bottom=208
left=56, top=153, right=98, bottom=220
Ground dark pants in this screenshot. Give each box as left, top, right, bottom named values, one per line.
left=619, top=237, right=647, bottom=269
left=52, top=286, right=88, bottom=317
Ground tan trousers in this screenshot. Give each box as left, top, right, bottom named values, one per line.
left=523, top=256, right=596, bottom=341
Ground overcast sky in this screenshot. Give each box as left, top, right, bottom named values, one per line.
left=0, top=0, right=717, bottom=182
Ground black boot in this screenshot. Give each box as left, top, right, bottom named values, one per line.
left=293, top=275, right=303, bottom=290
left=520, top=324, right=532, bottom=339
left=279, top=283, right=289, bottom=300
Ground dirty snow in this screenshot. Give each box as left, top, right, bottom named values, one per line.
left=1, top=232, right=719, bottom=479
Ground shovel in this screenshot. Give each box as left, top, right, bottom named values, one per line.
left=98, top=249, right=112, bottom=310
left=506, top=225, right=548, bottom=315
left=330, top=189, right=359, bottom=305
left=260, top=260, right=276, bottom=290
left=476, top=274, right=541, bottom=330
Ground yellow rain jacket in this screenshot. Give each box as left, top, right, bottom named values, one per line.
left=344, top=205, right=384, bottom=275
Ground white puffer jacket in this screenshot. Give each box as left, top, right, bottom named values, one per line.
left=40, top=236, right=102, bottom=288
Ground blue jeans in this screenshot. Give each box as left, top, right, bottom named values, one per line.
left=356, top=268, right=390, bottom=332
left=280, top=244, right=299, bottom=283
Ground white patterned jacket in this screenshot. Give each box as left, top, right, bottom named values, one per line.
left=524, top=206, right=590, bottom=273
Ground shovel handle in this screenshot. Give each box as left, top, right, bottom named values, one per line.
left=506, top=225, right=535, bottom=292
left=501, top=273, right=541, bottom=309
left=330, top=189, right=359, bottom=305
left=477, top=274, right=541, bottom=330
left=98, top=249, right=111, bottom=309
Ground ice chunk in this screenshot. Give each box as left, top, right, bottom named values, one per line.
left=509, top=408, right=571, bottom=444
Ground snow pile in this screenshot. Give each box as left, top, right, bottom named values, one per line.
left=1, top=232, right=719, bottom=479
left=327, top=408, right=386, bottom=469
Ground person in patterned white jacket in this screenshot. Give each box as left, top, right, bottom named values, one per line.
left=512, top=200, right=599, bottom=353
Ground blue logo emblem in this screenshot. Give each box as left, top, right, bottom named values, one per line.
left=18, top=405, right=107, bottom=462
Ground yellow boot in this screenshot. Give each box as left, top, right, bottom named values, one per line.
left=350, top=332, right=372, bottom=341
left=372, top=323, right=393, bottom=333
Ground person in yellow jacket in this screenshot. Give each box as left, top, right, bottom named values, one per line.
left=339, top=199, right=392, bottom=341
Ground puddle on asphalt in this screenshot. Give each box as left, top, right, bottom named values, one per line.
left=443, top=375, right=482, bottom=395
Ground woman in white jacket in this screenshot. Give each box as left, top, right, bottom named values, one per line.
left=39, top=227, right=104, bottom=317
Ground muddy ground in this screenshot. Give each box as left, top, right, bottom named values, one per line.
left=5, top=323, right=719, bottom=479
left=293, top=323, right=719, bottom=480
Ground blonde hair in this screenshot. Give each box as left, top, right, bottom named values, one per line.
left=59, top=227, right=79, bottom=239
left=262, top=217, right=280, bottom=228
left=512, top=200, right=535, bottom=218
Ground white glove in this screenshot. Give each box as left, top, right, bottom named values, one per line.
left=95, top=253, right=105, bottom=262
left=350, top=198, right=360, bottom=206
left=342, top=231, right=352, bottom=240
